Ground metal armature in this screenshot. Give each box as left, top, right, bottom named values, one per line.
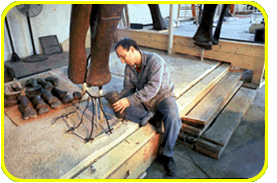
left=52, top=87, right=113, bottom=143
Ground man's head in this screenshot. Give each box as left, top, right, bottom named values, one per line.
left=115, top=37, right=141, bottom=67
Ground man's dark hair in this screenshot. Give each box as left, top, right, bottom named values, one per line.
left=115, top=37, right=140, bottom=51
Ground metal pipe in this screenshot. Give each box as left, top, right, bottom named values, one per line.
left=167, top=4, right=174, bottom=55
left=99, top=86, right=104, bottom=120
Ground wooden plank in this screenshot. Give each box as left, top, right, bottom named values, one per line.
left=75, top=123, right=157, bottom=179
left=177, top=63, right=230, bottom=117
left=181, top=116, right=205, bottom=127
left=118, top=29, right=264, bottom=62
left=118, top=29, right=264, bottom=67
left=172, top=61, right=221, bottom=99
left=174, top=44, right=263, bottom=72
left=107, top=133, right=161, bottom=179
left=179, top=81, right=243, bottom=137
left=195, top=138, right=221, bottom=159
left=60, top=122, right=139, bottom=179
left=251, top=62, right=265, bottom=85
left=117, top=29, right=168, bottom=50
left=195, top=87, right=257, bottom=159
left=174, top=34, right=264, bottom=58
left=185, top=72, right=243, bottom=127
left=181, top=80, right=243, bottom=137
left=181, top=123, right=201, bottom=137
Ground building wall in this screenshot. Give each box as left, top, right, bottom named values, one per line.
left=4, top=4, right=177, bottom=62
left=3, top=3, right=248, bottom=62
left=4, top=4, right=71, bottom=62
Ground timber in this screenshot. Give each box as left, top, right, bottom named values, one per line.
left=117, top=28, right=265, bottom=86
left=75, top=124, right=159, bottom=179
left=106, top=133, right=161, bottom=179
left=177, top=63, right=230, bottom=117
left=181, top=72, right=243, bottom=138
left=185, top=72, right=243, bottom=128
left=195, top=87, right=257, bottom=159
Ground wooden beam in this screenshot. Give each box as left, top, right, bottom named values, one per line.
left=75, top=124, right=158, bottom=179
left=107, top=133, right=161, bottom=179
left=117, top=28, right=265, bottom=86
left=177, top=63, right=230, bottom=117
left=196, top=87, right=257, bottom=159
left=186, top=72, right=243, bottom=128
left=181, top=116, right=205, bottom=127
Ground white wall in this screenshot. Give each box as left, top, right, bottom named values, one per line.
left=4, top=4, right=71, bottom=62
left=3, top=4, right=178, bottom=62
left=127, top=4, right=178, bottom=24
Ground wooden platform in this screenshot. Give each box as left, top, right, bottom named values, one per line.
left=117, top=28, right=265, bottom=86
left=4, top=46, right=259, bottom=179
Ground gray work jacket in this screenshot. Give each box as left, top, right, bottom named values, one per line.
left=119, top=51, right=175, bottom=111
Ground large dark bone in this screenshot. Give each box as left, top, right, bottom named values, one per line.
left=68, top=4, right=124, bottom=86
left=105, top=91, right=126, bottom=119
left=37, top=78, right=53, bottom=90
left=18, top=95, right=37, bottom=120
left=148, top=5, right=167, bottom=30
left=41, top=89, right=62, bottom=109
left=193, top=4, right=217, bottom=50
left=193, top=4, right=230, bottom=50
left=68, top=4, right=92, bottom=84
left=45, top=76, right=59, bottom=87
left=31, top=95, right=49, bottom=115
left=31, top=95, right=47, bottom=110
left=51, top=87, right=67, bottom=99
left=41, top=89, right=58, bottom=104
left=86, top=5, right=124, bottom=86
left=212, top=4, right=230, bottom=45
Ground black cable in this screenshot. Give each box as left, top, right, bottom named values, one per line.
left=51, top=91, right=87, bottom=126
left=180, top=128, right=212, bottom=179
left=74, top=97, right=90, bottom=129
left=52, top=89, right=113, bottom=143
left=98, top=97, right=113, bottom=134
left=86, top=96, right=95, bottom=142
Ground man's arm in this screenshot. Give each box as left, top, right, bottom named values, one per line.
left=127, top=59, right=164, bottom=106
left=113, top=67, right=135, bottom=114
left=119, top=67, right=136, bottom=99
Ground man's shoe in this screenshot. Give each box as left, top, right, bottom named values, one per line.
left=161, top=154, right=176, bottom=176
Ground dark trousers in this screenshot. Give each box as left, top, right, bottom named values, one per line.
left=124, top=97, right=182, bottom=157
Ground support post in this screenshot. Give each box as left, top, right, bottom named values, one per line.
left=167, top=4, right=174, bottom=55
left=99, top=86, right=104, bottom=120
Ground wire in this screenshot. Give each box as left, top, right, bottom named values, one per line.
left=180, top=128, right=212, bottom=179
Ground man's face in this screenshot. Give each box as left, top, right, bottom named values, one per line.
left=116, top=45, right=136, bottom=66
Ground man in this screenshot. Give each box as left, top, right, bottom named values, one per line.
left=112, top=37, right=182, bottom=176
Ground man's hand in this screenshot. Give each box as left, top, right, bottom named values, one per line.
left=113, top=98, right=130, bottom=114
